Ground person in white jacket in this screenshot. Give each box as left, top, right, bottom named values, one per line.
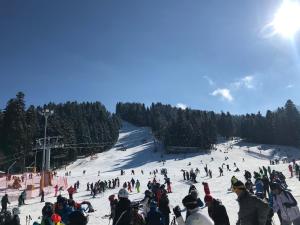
left=271, top=182, right=300, bottom=225
left=173, top=194, right=214, bottom=225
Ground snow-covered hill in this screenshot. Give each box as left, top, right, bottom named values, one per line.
left=17, top=121, right=300, bottom=225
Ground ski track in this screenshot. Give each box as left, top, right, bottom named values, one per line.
left=10, top=121, right=300, bottom=225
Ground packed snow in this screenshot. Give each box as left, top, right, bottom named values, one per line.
left=7, top=122, right=300, bottom=225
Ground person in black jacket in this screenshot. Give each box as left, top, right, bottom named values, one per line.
left=113, top=188, right=131, bottom=225
left=1, top=194, right=10, bottom=212
left=159, top=192, right=171, bottom=225
left=204, top=195, right=230, bottom=225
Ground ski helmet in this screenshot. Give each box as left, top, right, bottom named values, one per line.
left=12, top=207, right=20, bottom=216
left=118, top=188, right=129, bottom=198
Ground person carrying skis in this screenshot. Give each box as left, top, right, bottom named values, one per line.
left=128, top=182, right=132, bottom=193
left=173, top=194, right=213, bottom=225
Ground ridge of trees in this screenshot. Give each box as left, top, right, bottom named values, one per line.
left=0, top=92, right=121, bottom=172
left=116, top=100, right=300, bottom=149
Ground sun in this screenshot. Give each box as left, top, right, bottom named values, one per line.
left=271, top=0, right=300, bottom=38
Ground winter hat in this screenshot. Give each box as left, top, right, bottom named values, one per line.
left=118, top=188, right=129, bottom=198
left=12, top=207, right=20, bottom=216
left=68, top=210, right=88, bottom=225
left=204, top=195, right=213, bottom=203
left=108, top=194, right=115, bottom=201
left=182, top=194, right=198, bottom=209
left=232, top=180, right=246, bottom=190
left=51, top=214, right=62, bottom=223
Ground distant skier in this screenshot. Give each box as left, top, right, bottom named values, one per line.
left=219, top=167, right=224, bottom=176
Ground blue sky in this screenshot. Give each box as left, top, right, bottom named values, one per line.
left=0, top=0, right=299, bottom=114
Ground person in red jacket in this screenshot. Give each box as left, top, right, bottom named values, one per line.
left=67, top=186, right=75, bottom=200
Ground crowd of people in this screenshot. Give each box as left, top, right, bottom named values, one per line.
left=1, top=156, right=300, bottom=225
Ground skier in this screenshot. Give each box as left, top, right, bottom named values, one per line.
left=128, top=181, right=132, bottom=193
left=186, top=171, right=190, bottom=180
left=131, top=178, right=136, bottom=188
left=183, top=170, right=186, bottom=180
left=204, top=195, right=230, bottom=225
left=173, top=194, right=214, bottom=225
left=67, top=186, right=76, bottom=200
left=208, top=170, right=212, bottom=178
left=1, top=194, right=10, bottom=212
left=204, top=165, right=208, bottom=176
left=40, top=189, right=45, bottom=202
left=165, top=177, right=172, bottom=193
left=226, top=164, right=230, bottom=171
left=288, top=164, right=293, bottom=177
left=54, top=185, right=59, bottom=197
left=136, top=180, right=141, bottom=193
left=219, top=167, right=223, bottom=176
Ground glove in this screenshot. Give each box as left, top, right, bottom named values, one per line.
left=283, top=202, right=292, bottom=208
left=173, top=206, right=182, bottom=218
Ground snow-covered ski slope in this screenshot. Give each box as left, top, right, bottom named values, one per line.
left=18, top=121, right=300, bottom=225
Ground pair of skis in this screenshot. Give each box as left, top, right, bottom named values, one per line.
left=25, top=215, right=32, bottom=225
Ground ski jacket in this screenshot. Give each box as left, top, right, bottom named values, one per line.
left=272, top=190, right=300, bottom=222
left=254, top=179, right=264, bottom=193
left=236, top=190, right=270, bottom=225
left=1, top=195, right=9, bottom=207
left=158, top=195, right=171, bottom=215
left=146, top=208, right=163, bottom=225
left=176, top=208, right=214, bottom=225
left=113, top=198, right=131, bottom=225
left=208, top=199, right=230, bottom=225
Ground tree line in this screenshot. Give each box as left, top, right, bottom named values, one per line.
left=116, top=100, right=300, bottom=149
left=0, top=92, right=121, bottom=172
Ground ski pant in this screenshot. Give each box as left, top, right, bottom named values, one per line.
left=162, top=214, right=170, bottom=225
left=281, top=217, right=300, bottom=225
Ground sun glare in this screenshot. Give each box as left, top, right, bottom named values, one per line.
left=272, top=0, right=300, bottom=38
